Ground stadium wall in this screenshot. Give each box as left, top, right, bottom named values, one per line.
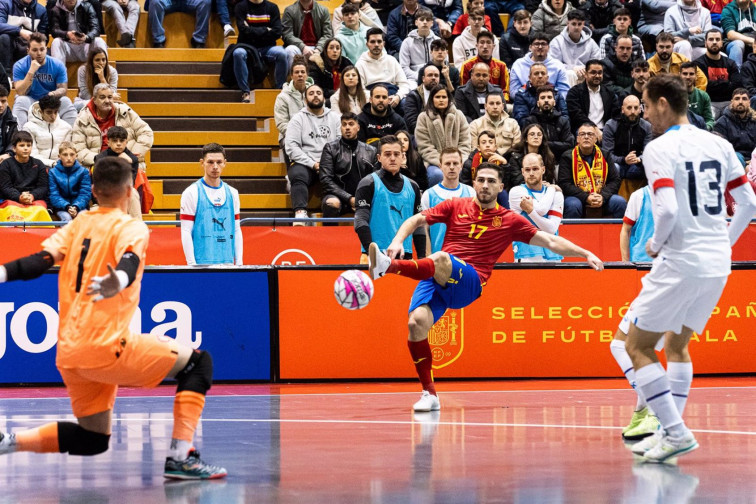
left=0, top=264, right=753, bottom=384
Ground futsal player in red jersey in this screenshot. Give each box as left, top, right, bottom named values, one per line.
left=368, top=158, right=605, bottom=411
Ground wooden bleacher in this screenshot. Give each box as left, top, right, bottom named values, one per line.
left=9, top=0, right=499, bottom=219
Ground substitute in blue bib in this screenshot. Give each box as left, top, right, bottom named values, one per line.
left=620, top=185, right=654, bottom=262
left=509, top=153, right=564, bottom=262
left=421, top=148, right=475, bottom=253
left=180, top=143, right=243, bottom=265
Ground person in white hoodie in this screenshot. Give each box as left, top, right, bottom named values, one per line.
left=549, top=10, right=601, bottom=86
left=452, top=7, right=499, bottom=67
left=664, top=0, right=712, bottom=61
left=356, top=28, right=411, bottom=108
left=22, top=94, right=72, bottom=168
left=399, top=8, right=440, bottom=83
left=284, top=84, right=342, bottom=223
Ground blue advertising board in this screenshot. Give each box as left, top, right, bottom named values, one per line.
left=0, top=269, right=271, bottom=383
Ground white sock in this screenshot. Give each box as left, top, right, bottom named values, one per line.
left=169, top=438, right=193, bottom=460
left=609, top=340, right=646, bottom=410
left=667, top=361, right=693, bottom=416
left=636, top=362, right=690, bottom=438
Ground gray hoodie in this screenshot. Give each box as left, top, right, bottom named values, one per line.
left=399, top=28, right=441, bottom=83
left=273, top=77, right=314, bottom=142
left=663, top=0, right=712, bottom=48
left=548, top=26, right=601, bottom=69
left=284, top=107, right=342, bottom=168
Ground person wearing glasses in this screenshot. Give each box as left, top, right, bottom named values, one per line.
left=566, top=59, right=619, bottom=140
left=557, top=122, right=626, bottom=218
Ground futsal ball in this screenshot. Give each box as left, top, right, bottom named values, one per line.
left=334, top=270, right=374, bottom=310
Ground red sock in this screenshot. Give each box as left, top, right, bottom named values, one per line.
left=387, top=258, right=436, bottom=280
left=407, top=340, right=436, bottom=395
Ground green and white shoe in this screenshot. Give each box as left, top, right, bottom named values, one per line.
left=622, top=407, right=649, bottom=436
left=624, top=412, right=661, bottom=441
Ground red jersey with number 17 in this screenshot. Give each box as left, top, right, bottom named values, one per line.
left=422, top=198, right=538, bottom=284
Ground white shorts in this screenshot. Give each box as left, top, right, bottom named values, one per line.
left=621, top=259, right=728, bottom=335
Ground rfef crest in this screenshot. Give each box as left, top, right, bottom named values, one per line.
left=492, top=215, right=503, bottom=228
left=427, top=309, right=464, bottom=369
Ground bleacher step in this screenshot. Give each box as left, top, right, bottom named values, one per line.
left=153, top=130, right=278, bottom=146
left=119, top=74, right=224, bottom=89
left=150, top=147, right=274, bottom=163
left=116, top=62, right=221, bottom=74
left=131, top=102, right=274, bottom=117
left=108, top=48, right=226, bottom=62
left=145, top=117, right=258, bottom=132
left=128, top=89, right=242, bottom=102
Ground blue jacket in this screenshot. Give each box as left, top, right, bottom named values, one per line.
left=48, top=159, right=91, bottom=210
left=0, top=0, right=48, bottom=38
left=512, top=81, right=569, bottom=126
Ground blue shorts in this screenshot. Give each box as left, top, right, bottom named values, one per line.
left=408, top=254, right=483, bottom=323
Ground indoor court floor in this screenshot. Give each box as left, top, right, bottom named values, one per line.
left=0, top=377, right=754, bottom=504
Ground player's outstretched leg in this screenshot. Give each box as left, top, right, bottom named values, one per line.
left=626, top=326, right=698, bottom=463
left=0, top=421, right=111, bottom=456
left=368, top=242, right=438, bottom=281
left=165, top=349, right=227, bottom=480
left=610, top=330, right=659, bottom=441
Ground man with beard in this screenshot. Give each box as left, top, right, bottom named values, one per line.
left=602, top=95, right=652, bottom=199
left=469, top=92, right=521, bottom=156
left=625, top=58, right=650, bottom=100
left=713, top=89, right=756, bottom=161
left=460, top=31, right=509, bottom=98
left=356, top=28, right=411, bottom=107
left=454, top=62, right=504, bottom=123
left=558, top=122, right=626, bottom=217
left=404, top=64, right=440, bottom=133
left=602, top=34, right=635, bottom=95
left=510, top=32, right=570, bottom=99
left=284, top=84, right=341, bottom=224
left=566, top=59, right=619, bottom=138
left=720, top=0, right=756, bottom=67
left=695, top=29, right=742, bottom=118
left=512, top=62, right=568, bottom=125
left=357, top=85, right=407, bottom=145
left=680, top=61, right=715, bottom=130
left=367, top=160, right=603, bottom=412
left=647, top=32, right=707, bottom=90
left=522, top=86, right=574, bottom=159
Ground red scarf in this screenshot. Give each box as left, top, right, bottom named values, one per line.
left=87, top=100, right=116, bottom=151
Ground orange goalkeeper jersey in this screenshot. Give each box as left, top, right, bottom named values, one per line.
left=42, top=206, right=149, bottom=369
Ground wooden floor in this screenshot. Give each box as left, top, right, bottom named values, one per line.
left=0, top=377, right=754, bottom=503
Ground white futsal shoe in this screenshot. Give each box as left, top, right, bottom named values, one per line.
left=368, top=242, right=391, bottom=280
left=0, top=432, right=17, bottom=454
left=413, top=391, right=441, bottom=412
left=631, top=426, right=663, bottom=456
left=643, top=433, right=699, bottom=463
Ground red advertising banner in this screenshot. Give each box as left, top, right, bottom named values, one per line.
left=2, top=223, right=755, bottom=265
left=278, top=267, right=756, bottom=379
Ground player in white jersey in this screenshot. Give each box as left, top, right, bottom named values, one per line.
left=508, top=153, right=564, bottom=262
left=623, top=75, right=756, bottom=463
left=421, top=148, right=475, bottom=253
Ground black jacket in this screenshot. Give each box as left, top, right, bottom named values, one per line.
left=49, top=0, right=99, bottom=42
left=521, top=109, right=574, bottom=160
left=308, top=56, right=353, bottom=100
left=602, top=115, right=652, bottom=179
left=454, top=82, right=503, bottom=123
left=512, top=82, right=570, bottom=126
left=404, top=86, right=430, bottom=133
left=580, top=0, right=623, bottom=42
left=498, top=29, right=531, bottom=69
left=319, top=137, right=377, bottom=202
left=557, top=146, right=621, bottom=204
left=694, top=53, right=741, bottom=103
left=0, top=107, right=18, bottom=156
left=220, top=43, right=267, bottom=88
left=0, top=155, right=48, bottom=203
left=566, top=82, right=619, bottom=133
left=739, top=53, right=756, bottom=99
left=602, top=54, right=634, bottom=96
left=713, top=108, right=756, bottom=159
left=356, top=103, right=407, bottom=145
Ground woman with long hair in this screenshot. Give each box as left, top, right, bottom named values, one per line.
left=330, top=65, right=369, bottom=115
left=308, top=38, right=354, bottom=101
left=396, top=130, right=429, bottom=191
left=506, top=123, right=557, bottom=190
left=75, top=48, right=119, bottom=111
left=414, top=85, right=471, bottom=186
